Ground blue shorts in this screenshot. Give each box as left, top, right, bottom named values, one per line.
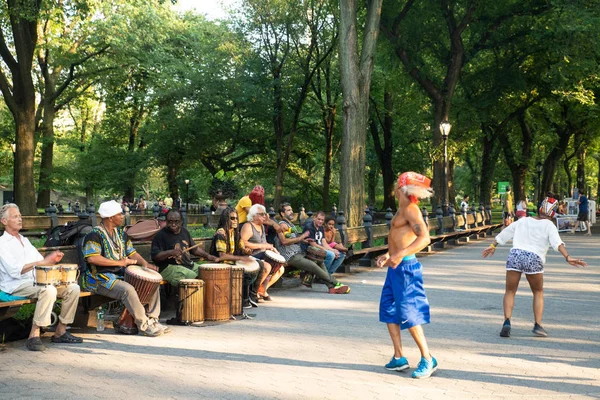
left=379, top=255, right=430, bottom=329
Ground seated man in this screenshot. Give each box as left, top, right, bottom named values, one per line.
left=0, top=203, right=83, bottom=351
left=83, top=200, right=166, bottom=337
left=151, top=209, right=218, bottom=287
left=302, top=211, right=348, bottom=285
left=210, top=207, right=259, bottom=308
left=275, top=204, right=349, bottom=294
left=323, top=216, right=348, bottom=274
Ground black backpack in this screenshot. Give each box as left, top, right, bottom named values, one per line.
left=44, top=220, right=94, bottom=247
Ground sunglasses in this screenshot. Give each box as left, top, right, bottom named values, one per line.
left=230, top=216, right=238, bottom=221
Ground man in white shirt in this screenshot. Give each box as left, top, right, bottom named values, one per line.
left=0, top=204, right=83, bottom=351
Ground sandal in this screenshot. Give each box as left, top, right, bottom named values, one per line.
left=26, top=337, right=46, bottom=351
left=51, top=332, right=83, bottom=344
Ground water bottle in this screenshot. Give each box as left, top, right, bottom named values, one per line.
left=96, top=306, right=105, bottom=332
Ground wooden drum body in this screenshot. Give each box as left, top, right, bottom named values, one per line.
left=59, top=264, right=79, bottom=286
left=306, top=246, right=327, bottom=263
left=34, top=266, right=61, bottom=287
left=116, top=265, right=163, bottom=335
left=230, top=266, right=245, bottom=317
left=179, top=279, right=204, bottom=324
left=264, top=250, right=286, bottom=275
left=198, top=263, right=231, bottom=322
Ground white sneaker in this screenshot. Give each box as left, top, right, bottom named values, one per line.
left=150, top=318, right=171, bottom=334
left=139, top=320, right=163, bottom=337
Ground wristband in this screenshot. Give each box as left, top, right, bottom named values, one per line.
left=489, top=243, right=496, bottom=249
left=565, top=255, right=570, bottom=261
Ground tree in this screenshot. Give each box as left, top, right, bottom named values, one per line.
left=338, top=0, right=382, bottom=227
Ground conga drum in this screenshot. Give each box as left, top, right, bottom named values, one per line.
left=306, top=246, right=327, bottom=263
left=230, top=266, right=244, bottom=317
left=34, top=266, right=61, bottom=287
left=58, top=264, right=79, bottom=286
left=198, top=263, right=231, bottom=321
left=178, top=279, right=204, bottom=324
left=115, top=265, right=163, bottom=335
left=264, top=250, right=286, bottom=274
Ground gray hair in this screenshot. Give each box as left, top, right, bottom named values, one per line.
left=247, top=204, right=266, bottom=222
left=0, top=203, right=19, bottom=220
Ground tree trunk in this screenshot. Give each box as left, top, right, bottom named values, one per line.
left=322, top=105, right=335, bottom=210
left=14, top=112, right=37, bottom=214
left=338, top=0, right=382, bottom=227
left=370, top=89, right=395, bottom=210
left=36, top=84, right=57, bottom=209
left=367, top=162, right=377, bottom=206
left=479, top=125, right=501, bottom=205
left=541, top=128, right=572, bottom=197
left=574, top=130, right=586, bottom=192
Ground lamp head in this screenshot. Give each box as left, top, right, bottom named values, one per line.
left=439, top=121, right=452, bottom=138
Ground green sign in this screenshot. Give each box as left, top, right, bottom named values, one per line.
left=498, top=182, right=510, bottom=194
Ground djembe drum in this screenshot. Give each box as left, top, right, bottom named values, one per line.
left=230, top=265, right=245, bottom=317
left=306, top=246, right=327, bottom=263
left=178, top=279, right=205, bottom=324
left=236, top=258, right=261, bottom=308
left=198, top=263, right=231, bottom=321
left=115, top=265, right=163, bottom=335
left=264, top=250, right=286, bottom=274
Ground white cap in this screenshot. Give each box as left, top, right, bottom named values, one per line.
left=98, top=200, right=122, bottom=218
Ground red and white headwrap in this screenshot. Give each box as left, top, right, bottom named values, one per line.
left=397, top=172, right=434, bottom=204
left=539, top=197, right=558, bottom=218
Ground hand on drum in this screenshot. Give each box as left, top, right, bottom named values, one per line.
left=44, top=250, right=64, bottom=264
left=121, top=258, right=138, bottom=267
left=144, top=264, right=159, bottom=272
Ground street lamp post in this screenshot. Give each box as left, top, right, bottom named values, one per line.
left=536, top=162, right=543, bottom=206
left=11, top=143, right=16, bottom=203
left=439, top=121, right=452, bottom=216
left=184, top=179, right=190, bottom=212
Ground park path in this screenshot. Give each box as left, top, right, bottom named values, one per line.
left=0, top=235, right=598, bottom=399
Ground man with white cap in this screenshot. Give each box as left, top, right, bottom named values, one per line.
left=82, top=200, right=166, bottom=336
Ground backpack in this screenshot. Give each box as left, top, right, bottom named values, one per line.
left=44, top=219, right=94, bottom=247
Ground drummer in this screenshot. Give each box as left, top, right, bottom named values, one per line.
left=210, top=207, right=260, bottom=308
left=275, top=204, right=350, bottom=294
left=240, top=204, right=284, bottom=301
left=0, top=203, right=83, bottom=351
left=82, top=200, right=167, bottom=337
left=151, top=210, right=219, bottom=287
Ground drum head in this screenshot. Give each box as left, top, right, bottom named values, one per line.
left=198, top=263, right=232, bottom=271
left=179, top=279, right=203, bottom=286
left=126, top=265, right=163, bottom=280
left=35, top=265, right=60, bottom=271
left=265, top=250, right=285, bottom=263
left=58, top=264, right=78, bottom=271
left=236, top=259, right=260, bottom=273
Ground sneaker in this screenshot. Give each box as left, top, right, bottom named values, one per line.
left=150, top=318, right=171, bottom=334
left=500, top=318, right=511, bottom=337
left=328, top=282, right=350, bottom=294
left=384, top=356, right=409, bottom=371
left=532, top=323, right=548, bottom=337
left=243, top=300, right=253, bottom=309
left=140, top=320, right=163, bottom=337
left=248, top=298, right=259, bottom=308
left=412, top=356, right=438, bottom=379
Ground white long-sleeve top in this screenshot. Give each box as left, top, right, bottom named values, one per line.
left=495, top=217, right=564, bottom=264
left=0, top=232, right=44, bottom=293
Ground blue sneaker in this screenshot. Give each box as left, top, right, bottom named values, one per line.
left=411, top=356, right=438, bottom=379
left=384, top=356, right=409, bottom=371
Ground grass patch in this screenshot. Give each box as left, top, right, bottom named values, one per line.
left=188, top=226, right=216, bottom=239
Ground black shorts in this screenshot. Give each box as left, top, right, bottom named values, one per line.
left=503, top=211, right=513, bottom=219
left=577, top=212, right=589, bottom=222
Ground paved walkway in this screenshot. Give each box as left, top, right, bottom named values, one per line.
left=1, top=235, right=598, bottom=399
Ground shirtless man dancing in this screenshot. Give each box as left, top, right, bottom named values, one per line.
left=377, top=172, right=437, bottom=379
